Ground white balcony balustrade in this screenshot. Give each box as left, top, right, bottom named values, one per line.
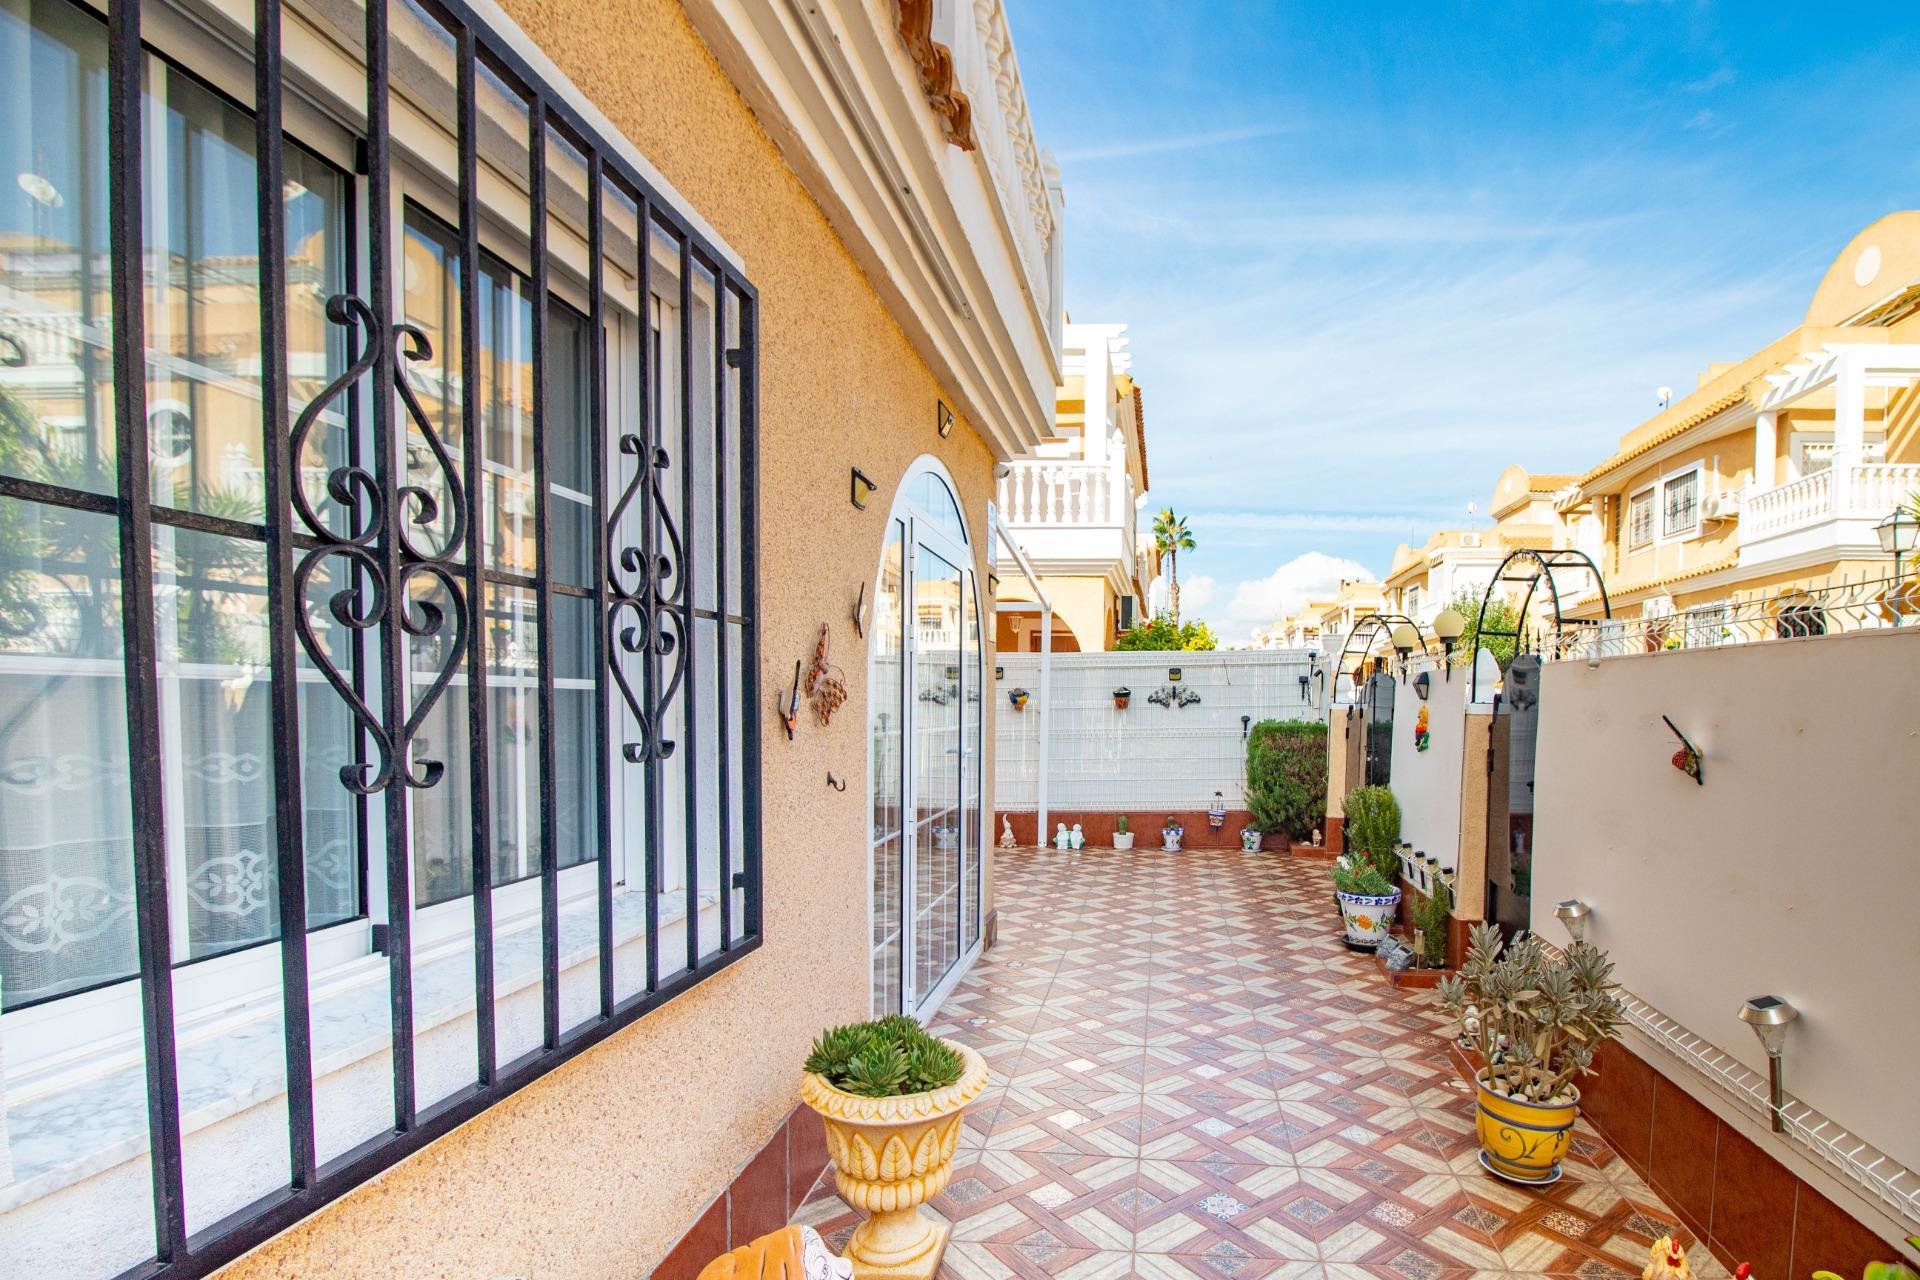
left=1740, top=462, right=1920, bottom=564
left=995, top=459, right=1137, bottom=581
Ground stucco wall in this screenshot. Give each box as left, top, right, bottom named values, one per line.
left=1530, top=629, right=1920, bottom=1178
left=1384, top=660, right=1467, bottom=873
left=215, top=0, right=1000, bottom=1275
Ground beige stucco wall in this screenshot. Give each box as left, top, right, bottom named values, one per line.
left=997, top=574, right=1113, bottom=651
left=215, top=0, right=1002, bottom=1276
left=1530, top=629, right=1920, bottom=1178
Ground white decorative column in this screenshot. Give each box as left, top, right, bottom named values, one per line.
left=1753, top=410, right=1777, bottom=490
left=1831, top=352, right=1863, bottom=517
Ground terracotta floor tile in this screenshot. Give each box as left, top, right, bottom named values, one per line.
left=790, top=849, right=1721, bottom=1280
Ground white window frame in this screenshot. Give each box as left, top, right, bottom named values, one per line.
left=1626, top=487, right=1655, bottom=551
left=1660, top=465, right=1703, bottom=540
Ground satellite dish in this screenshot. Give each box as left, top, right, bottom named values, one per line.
left=1657, top=386, right=1673, bottom=409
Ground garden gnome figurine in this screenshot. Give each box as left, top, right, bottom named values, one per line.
left=1054, top=822, right=1070, bottom=850
left=1642, top=1237, right=1692, bottom=1280
left=999, top=814, right=1017, bottom=849
left=1069, top=823, right=1085, bottom=850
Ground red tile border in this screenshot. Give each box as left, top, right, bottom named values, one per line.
left=652, top=1104, right=825, bottom=1280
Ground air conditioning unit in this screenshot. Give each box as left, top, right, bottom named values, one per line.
left=1460, top=532, right=1483, bottom=547
left=1700, top=490, right=1740, bottom=522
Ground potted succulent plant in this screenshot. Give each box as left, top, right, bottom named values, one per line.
left=1112, top=686, right=1131, bottom=710
left=1436, top=924, right=1625, bottom=1186
left=1331, top=856, right=1400, bottom=950
left=802, top=1016, right=990, bottom=1279
left=1160, top=816, right=1184, bottom=852
left=1112, top=814, right=1134, bottom=850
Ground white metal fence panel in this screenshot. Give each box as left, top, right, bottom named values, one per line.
left=993, top=650, right=1318, bottom=810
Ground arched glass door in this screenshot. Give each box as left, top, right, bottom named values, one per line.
left=870, top=466, right=983, bottom=1018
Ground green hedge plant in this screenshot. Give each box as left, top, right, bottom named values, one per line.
left=1331, top=860, right=1395, bottom=897
left=804, top=1015, right=965, bottom=1098
left=1245, top=719, right=1328, bottom=839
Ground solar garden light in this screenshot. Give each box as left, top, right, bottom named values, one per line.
left=1552, top=898, right=1590, bottom=944
left=1739, top=996, right=1798, bottom=1132
left=1432, top=607, right=1466, bottom=679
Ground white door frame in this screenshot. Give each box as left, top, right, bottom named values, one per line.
left=867, top=459, right=984, bottom=1022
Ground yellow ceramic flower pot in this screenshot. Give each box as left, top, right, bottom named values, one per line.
left=802, top=1043, right=990, bottom=1279
left=1474, top=1073, right=1579, bottom=1185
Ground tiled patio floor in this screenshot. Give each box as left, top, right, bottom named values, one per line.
left=796, top=847, right=1728, bottom=1279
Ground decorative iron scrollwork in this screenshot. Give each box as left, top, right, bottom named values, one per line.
left=289, top=293, right=468, bottom=794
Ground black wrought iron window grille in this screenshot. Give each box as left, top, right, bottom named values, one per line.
left=0, top=0, right=760, bottom=1273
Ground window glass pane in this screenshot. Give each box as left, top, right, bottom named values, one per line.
left=0, top=498, right=130, bottom=1005
left=480, top=259, right=535, bottom=576
left=484, top=582, right=540, bottom=885
left=398, top=209, right=465, bottom=560
left=552, top=592, right=597, bottom=869
left=153, top=527, right=278, bottom=961
left=1663, top=472, right=1698, bottom=536
left=546, top=298, right=593, bottom=589
left=914, top=471, right=966, bottom=543
left=407, top=568, right=471, bottom=907
left=0, top=0, right=115, bottom=498
left=295, top=552, right=364, bottom=929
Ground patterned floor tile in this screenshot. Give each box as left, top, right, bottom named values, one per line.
left=786, top=849, right=1720, bottom=1280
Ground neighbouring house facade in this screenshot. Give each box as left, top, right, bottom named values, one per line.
left=0, top=0, right=1062, bottom=1277
left=1254, top=600, right=1330, bottom=651
left=1382, top=466, right=1601, bottom=629
left=1564, top=212, right=1920, bottom=631
left=994, top=320, right=1153, bottom=652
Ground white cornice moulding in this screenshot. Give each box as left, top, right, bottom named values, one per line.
left=682, top=0, right=1060, bottom=460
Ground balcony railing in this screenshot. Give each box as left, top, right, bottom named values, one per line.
left=996, top=459, right=1136, bottom=572
left=1743, top=462, right=1920, bottom=541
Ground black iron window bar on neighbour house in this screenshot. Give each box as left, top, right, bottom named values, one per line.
left=0, top=0, right=759, bottom=1272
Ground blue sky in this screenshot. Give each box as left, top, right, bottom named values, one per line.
left=1010, top=1, right=1920, bottom=641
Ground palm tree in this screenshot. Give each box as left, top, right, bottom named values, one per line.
left=1152, top=508, right=1196, bottom=624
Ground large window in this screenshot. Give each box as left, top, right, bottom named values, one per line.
left=0, top=0, right=759, bottom=1273
left=1626, top=488, right=1655, bottom=549
left=1662, top=468, right=1700, bottom=538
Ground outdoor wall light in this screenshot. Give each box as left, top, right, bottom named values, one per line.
left=1390, top=622, right=1418, bottom=681
left=936, top=400, right=954, bottom=438
left=1412, top=670, right=1431, bottom=701
left=1739, top=995, right=1799, bottom=1132
left=1432, top=607, right=1466, bottom=679
left=1240, top=713, right=1251, bottom=740
left=850, top=467, right=878, bottom=510
left=1877, top=507, right=1916, bottom=598
left=1552, top=898, right=1590, bottom=944
left=1167, top=665, right=1182, bottom=682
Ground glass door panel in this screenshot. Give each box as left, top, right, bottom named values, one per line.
left=869, top=520, right=906, bottom=1016
left=911, top=545, right=962, bottom=1005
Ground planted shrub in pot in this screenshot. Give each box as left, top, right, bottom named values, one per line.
left=1436, top=924, right=1624, bottom=1186
left=802, top=1016, right=991, bottom=1279
left=1330, top=856, right=1400, bottom=951
left=1112, top=813, right=1134, bottom=850
left=1160, top=816, right=1184, bottom=852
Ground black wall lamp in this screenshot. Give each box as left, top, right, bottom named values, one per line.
left=936, top=400, right=954, bottom=438
left=1240, top=714, right=1251, bottom=740
left=850, top=468, right=878, bottom=510
left=1167, top=665, right=1182, bottom=681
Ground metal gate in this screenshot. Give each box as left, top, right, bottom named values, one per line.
left=1486, top=655, right=1541, bottom=936
left=1363, top=668, right=1395, bottom=788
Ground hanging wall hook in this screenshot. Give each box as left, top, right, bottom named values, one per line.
left=852, top=581, right=867, bottom=638
left=827, top=772, right=847, bottom=792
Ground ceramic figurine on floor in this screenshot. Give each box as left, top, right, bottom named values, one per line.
left=1069, top=823, right=1085, bottom=850
left=999, top=814, right=1017, bottom=850
left=1642, top=1235, right=1693, bottom=1280
left=1054, top=822, right=1071, bottom=850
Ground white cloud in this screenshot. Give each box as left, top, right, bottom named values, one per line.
left=1216, top=552, right=1374, bottom=644
left=1176, top=574, right=1218, bottom=613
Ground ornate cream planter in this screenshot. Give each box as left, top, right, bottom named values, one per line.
left=801, top=1043, right=990, bottom=1279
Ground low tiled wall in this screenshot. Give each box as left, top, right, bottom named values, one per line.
left=1578, top=1037, right=1905, bottom=1276
left=652, top=1105, right=831, bottom=1279
left=996, top=808, right=1279, bottom=850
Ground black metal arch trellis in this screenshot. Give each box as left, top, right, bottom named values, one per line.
left=1467, top=548, right=1612, bottom=702
left=1335, top=612, right=1428, bottom=689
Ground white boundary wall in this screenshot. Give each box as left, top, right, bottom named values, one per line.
left=1531, top=629, right=1920, bottom=1180
left=1385, top=657, right=1470, bottom=870
left=993, top=650, right=1316, bottom=810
